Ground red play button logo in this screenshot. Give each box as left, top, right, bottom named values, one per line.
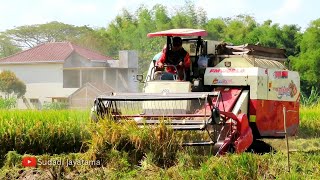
left=22, top=157, right=37, bottom=167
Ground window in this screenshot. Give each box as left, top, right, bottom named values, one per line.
left=30, top=99, right=39, bottom=103
left=52, top=98, right=68, bottom=103
left=63, top=70, right=80, bottom=88
left=29, top=98, right=40, bottom=110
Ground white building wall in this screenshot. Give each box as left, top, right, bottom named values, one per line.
left=0, top=63, right=77, bottom=109
left=0, top=50, right=139, bottom=109
left=127, top=68, right=139, bottom=93
left=0, top=63, right=63, bottom=83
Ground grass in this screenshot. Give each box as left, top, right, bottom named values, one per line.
left=0, top=102, right=319, bottom=179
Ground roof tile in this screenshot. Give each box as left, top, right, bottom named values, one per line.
left=0, top=42, right=113, bottom=63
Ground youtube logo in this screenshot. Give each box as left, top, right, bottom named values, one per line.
left=22, top=157, right=37, bottom=167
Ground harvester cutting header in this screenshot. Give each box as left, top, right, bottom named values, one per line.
left=92, top=29, right=300, bottom=155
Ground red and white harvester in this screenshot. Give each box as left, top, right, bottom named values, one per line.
left=92, top=29, right=300, bottom=155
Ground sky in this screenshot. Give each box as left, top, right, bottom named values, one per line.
left=0, top=0, right=319, bottom=32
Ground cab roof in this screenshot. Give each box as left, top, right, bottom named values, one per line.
left=147, top=28, right=208, bottom=37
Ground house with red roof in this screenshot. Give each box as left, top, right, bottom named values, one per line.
left=0, top=42, right=138, bottom=109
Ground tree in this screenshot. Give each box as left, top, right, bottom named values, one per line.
left=1, top=21, right=110, bottom=62
left=205, top=18, right=227, bottom=40
left=4, top=21, right=104, bottom=49
left=0, top=33, right=21, bottom=58
left=0, top=70, right=26, bottom=98
left=171, top=1, right=207, bottom=28
left=291, top=19, right=320, bottom=95
left=220, top=15, right=257, bottom=45
left=102, top=2, right=209, bottom=74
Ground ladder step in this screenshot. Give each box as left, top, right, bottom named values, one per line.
left=276, top=131, right=286, bottom=134
left=137, top=124, right=206, bottom=130
left=135, top=119, right=207, bottom=125
left=171, top=124, right=206, bottom=130
left=182, top=141, right=215, bottom=146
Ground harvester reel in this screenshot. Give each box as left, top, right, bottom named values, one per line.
left=90, top=91, right=253, bottom=155
left=91, top=98, right=114, bottom=122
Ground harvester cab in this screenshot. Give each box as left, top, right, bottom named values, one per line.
left=91, top=28, right=300, bottom=155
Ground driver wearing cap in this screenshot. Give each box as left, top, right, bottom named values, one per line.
left=157, top=37, right=190, bottom=80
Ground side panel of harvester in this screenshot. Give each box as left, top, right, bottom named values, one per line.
left=250, top=69, right=300, bottom=137
left=204, top=66, right=300, bottom=138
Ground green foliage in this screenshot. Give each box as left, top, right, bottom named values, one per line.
left=300, top=86, right=320, bottom=107
left=0, top=34, right=21, bottom=58
left=0, top=97, right=16, bottom=109
left=204, top=18, right=227, bottom=40
left=291, top=18, right=320, bottom=93
left=223, top=15, right=258, bottom=45
left=0, top=70, right=26, bottom=98
left=103, top=2, right=209, bottom=73
left=42, top=102, right=68, bottom=110
left=4, top=21, right=94, bottom=48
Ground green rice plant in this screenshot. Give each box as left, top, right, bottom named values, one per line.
left=0, top=110, right=92, bottom=166
left=1, top=149, right=320, bottom=179
left=86, top=118, right=187, bottom=168
left=299, top=104, right=320, bottom=137
left=0, top=105, right=319, bottom=179
left=42, top=102, right=68, bottom=110
left=3, top=151, right=21, bottom=168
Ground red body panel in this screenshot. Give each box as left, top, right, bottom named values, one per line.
left=249, top=99, right=299, bottom=137
left=195, top=87, right=243, bottom=115
left=234, top=114, right=253, bottom=153
left=214, top=87, right=243, bottom=112
left=212, top=88, right=253, bottom=154
left=217, top=112, right=253, bottom=154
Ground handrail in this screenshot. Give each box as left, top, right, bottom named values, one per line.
left=150, top=64, right=185, bottom=81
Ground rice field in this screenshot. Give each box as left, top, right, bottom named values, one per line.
left=0, top=105, right=319, bottom=179
left=0, top=110, right=91, bottom=164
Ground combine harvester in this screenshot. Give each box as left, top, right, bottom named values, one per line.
left=92, top=29, right=300, bottom=155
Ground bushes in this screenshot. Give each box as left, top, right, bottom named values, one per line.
left=301, top=86, right=320, bottom=107
left=0, top=97, right=16, bottom=109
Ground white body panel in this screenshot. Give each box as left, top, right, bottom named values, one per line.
left=204, top=67, right=300, bottom=101
left=144, top=81, right=191, bottom=94
left=267, top=69, right=300, bottom=101
left=232, top=90, right=249, bottom=115
left=143, top=81, right=191, bottom=113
